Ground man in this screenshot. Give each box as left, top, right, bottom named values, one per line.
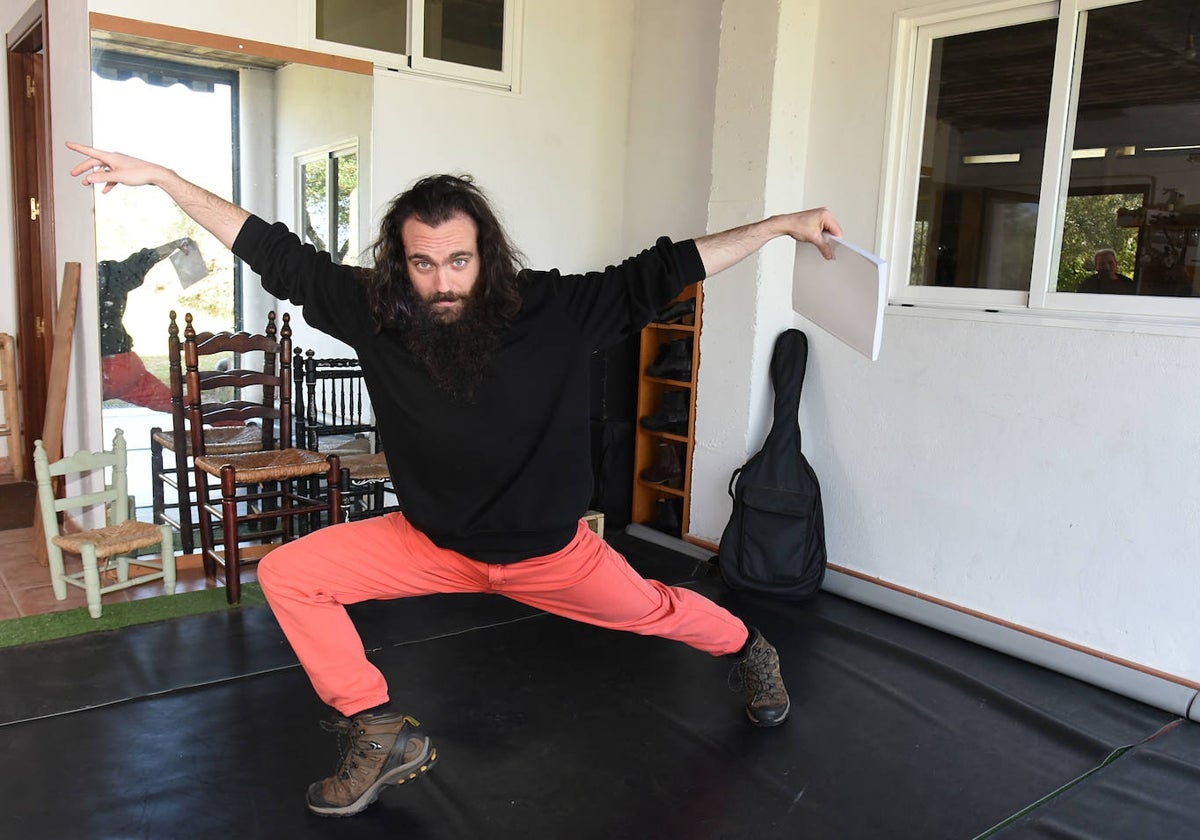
left=99, top=237, right=197, bottom=412
left=1078, top=248, right=1135, bottom=294
left=68, top=140, right=843, bottom=818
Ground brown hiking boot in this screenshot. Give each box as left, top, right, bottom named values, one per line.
left=306, top=711, right=438, bottom=817
left=730, top=628, right=790, bottom=726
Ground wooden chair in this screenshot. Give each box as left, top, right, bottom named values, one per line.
left=183, top=312, right=342, bottom=604
left=150, top=311, right=265, bottom=554
left=292, top=349, right=393, bottom=522
left=33, top=429, right=176, bottom=618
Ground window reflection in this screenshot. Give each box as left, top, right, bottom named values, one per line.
left=424, top=0, right=505, bottom=71
left=1058, top=0, right=1200, bottom=297
left=911, top=19, right=1057, bottom=290
left=317, top=0, right=407, bottom=56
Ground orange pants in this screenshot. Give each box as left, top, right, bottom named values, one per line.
left=258, top=514, right=749, bottom=716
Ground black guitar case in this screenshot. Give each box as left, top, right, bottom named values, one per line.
left=716, top=329, right=826, bottom=599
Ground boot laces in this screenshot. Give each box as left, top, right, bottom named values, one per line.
left=729, top=643, right=782, bottom=701
left=318, top=714, right=421, bottom=783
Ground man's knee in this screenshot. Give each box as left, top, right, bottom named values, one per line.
left=258, top=540, right=308, bottom=595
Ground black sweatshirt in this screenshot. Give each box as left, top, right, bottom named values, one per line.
left=233, top=215, right=704, bottom=563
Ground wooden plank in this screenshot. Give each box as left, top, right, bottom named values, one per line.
left=31, top=262, right=80, bottom=565
left=88, top=13, right=374, bottom=76
left=0, top=333, right=23, bottom=480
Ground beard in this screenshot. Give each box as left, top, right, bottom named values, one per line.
left=401, top=289, right=506, bottom=402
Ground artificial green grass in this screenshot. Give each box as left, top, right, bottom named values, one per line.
left=0, top=583, right=267, bottom=649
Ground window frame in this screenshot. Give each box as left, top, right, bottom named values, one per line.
left=304, top=0, right=523, bottom=91
left=880, top=0, right=1200, bottom=323
left=295, top=140, right=360, bottom=267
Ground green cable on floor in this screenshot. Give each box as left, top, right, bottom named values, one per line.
left=973, top=718, right=1187, bottom=838
left=972, top=743, right=1132, bottom=838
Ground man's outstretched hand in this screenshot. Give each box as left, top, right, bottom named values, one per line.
left=67, top=142, right=174, bottom=194
left=65, top=142, right=249, bottom=249
left=773, top=208, right=844, bottom=260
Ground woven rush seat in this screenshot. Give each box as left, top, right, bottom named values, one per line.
left=51, top=519, right=167, bottom=559
left=195, top=447, right=332, bottom=482
left=337, top=451, right=391, bottom=482
left=150, top=424, right=263, bottom=456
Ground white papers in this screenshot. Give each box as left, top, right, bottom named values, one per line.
left=171, top=242, right=209, bottom=289
left=791, top=234, right=887, bottom=361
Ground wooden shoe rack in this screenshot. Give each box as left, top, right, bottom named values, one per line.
left=630, top=283, right=702, bottom=538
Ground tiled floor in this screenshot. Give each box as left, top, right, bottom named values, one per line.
left=0, top=520, right=233, bottom=620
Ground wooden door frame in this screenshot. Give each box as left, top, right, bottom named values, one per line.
left=7, top=0, right=56, bottom=480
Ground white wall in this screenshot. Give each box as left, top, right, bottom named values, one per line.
left=688, top=0, right=1200, bottom=684
left=620, top=0, right=721, bottom=254
left=264, top=61, right=372, bottom=361
left=367, top=0, right=636, bottom=275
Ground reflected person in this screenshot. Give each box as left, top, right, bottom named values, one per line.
left=1078, top=248, right=1135, bottom=294
left=99, top=238, right=198, bottom=412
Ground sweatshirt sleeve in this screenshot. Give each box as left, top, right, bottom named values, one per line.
left=231, top=215, right=373, bottom=345
left=553, top=236, right=705, bottom=350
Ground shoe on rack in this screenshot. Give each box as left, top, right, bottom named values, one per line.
left=646, top=338, right=693, bottom=381
left=655, top=297, right=696, bottom=325
left=306, top=711, right=438, bottom=817
left=639, top=390, right=690, bottom=435
left=640, top=441, right=684, bottom=488
left=651, top=497, right=683, bottom=536
left=729, top=628, right=790, bottom=726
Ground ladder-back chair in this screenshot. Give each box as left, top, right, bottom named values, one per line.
left=150, top=311, right=266, bottom=553
left=183, top=312, right=342, bottom=604
left=292, top=349, right=393, bottom=521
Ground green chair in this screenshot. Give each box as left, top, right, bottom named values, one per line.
left=33, top=429, right=177, bottom=618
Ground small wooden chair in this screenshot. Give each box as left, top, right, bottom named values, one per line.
left=184, top=312, right=343, bottom=604
left=33, top=429, right=176, bottom=619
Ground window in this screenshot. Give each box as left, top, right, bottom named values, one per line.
left=308, top=0, right=523, bottom=90
left=297, top=143, right=360, bottom=266
left=886, top=0, right=1200, bottom=320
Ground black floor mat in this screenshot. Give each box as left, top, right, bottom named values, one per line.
left=1, top=532, right=1196, bottom=839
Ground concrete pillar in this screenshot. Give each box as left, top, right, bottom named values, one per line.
left=690, top=0, right=820, bottom=542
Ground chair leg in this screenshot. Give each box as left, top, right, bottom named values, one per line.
left=327, top=456, right=343, bottom=527
left=220, top=465, right=242, bottom=605
left=282, top=478, right=295, bottom=543
left=46, top=542, right=68, bottom=601
left=80, top=544, right=103, bottom=619
left=194, top=461, right=217, bottom=580
left=175, top=447, right=195, bottom=555
left=159, top=523, right=177, bottom=594
left=339, top=467, right=352, bottom=524
left=150, top=430, right=166, bottom=533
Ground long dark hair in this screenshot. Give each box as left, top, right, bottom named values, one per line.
left=362, top=174, right=525, bottom=329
